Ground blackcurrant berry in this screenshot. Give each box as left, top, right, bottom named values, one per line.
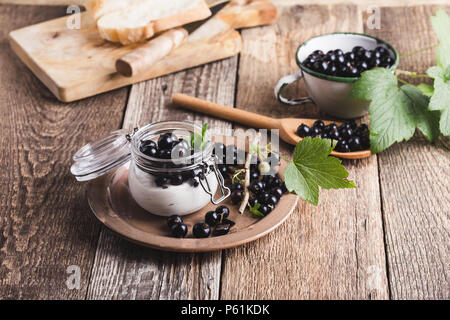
left=250, top=171, right=259, bottom=181
left=345, top=52, right=355, bottom=61
left=248, top=198, right=259, bottom=207
left=349, top=66, right=360, bottom=77
left=250, top=180, right=265, bottom=194
left=347, top=120, right=357, bottom=129
left=213, top=223, right=231, bottom=236
left=205, top=210, right=220, bottom=226
left=231, top=190, right=243, bottom=204
left=215, top=205, right=230, bottom=219
left=167, top=215, right=183, bottom=228
left=352, top=46, right=365, bottom=55
left=348, top=137, right=362, bottom=151
left=266, top=195, right=279, bottom=207
left=257, top=192, right=270, bottom=204
left=171, top=223, right=188, bottom=238
left=193, top=222, right=211, bottom=238
left=319, top=61, right=329, bottom=73
left=324, top=123, right=338, bottom=133
left=158, top=148, right=172, bottom=159
left=329, top=130, right=340, bottom=140
left=155, top=175, right=169, bottom=187
left=357, top=61, right=368, bottom=72
left=313, top=120, right=325, bottom=129
left=158, top=133, right=176, bottom=150
left=259, top=205, right=271, bottom=216
left=311, top=126, right=321, bottom=137
left=170, top=174, right=184, bottom=186
left=231, top=182, right=243, bottom=191
left=271, top=187, right=283, bottom=199
left=271, top=177, right=282, bottom=188
left=296, top=124, right=311, bottom=137
left=141, top=145, right=158, bottom=157
left=312, top=49, right=324, bottom=56
left=341, top=128, right=353, bottom=139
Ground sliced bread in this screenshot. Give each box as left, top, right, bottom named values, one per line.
left=86, top=0, right=211, bottom=45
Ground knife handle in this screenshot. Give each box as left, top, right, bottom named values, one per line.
left=116, top=28, right=188, bottom=77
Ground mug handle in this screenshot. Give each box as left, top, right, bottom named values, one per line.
left=274, top=71, right=314, bottom=105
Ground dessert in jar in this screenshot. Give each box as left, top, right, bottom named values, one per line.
left=70, top=121, right=230, bottom=216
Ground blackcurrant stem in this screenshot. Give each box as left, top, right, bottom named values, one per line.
left=397, top=78, right=411, bottom=86
left=399, top=44, right=438, bottom=59
left=395, top=69, right=432, bottom=79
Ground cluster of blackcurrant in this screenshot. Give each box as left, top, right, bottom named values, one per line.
left=215, top=144, right=287, bottom=217
left=167, top=206, right=234, bottom=238
left=302, top=46, right=394, bottom=77
left=140, top=133, right=203, bottom=188
left=296, top=120, right=370, bottom=152
left=247, top=171, right=288, bottom=216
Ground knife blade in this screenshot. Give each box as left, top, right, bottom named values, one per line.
left=116, top=1, right=230, bottom=77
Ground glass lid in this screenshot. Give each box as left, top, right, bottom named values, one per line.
left=70, top=129, right=132, bottom=181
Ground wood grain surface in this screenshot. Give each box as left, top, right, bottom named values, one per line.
left=85, top=57, right=239, bottom=299
left=219, top=4, right=388, bottom=300
left=364, top=5, right=450, bottom=300
left=0, top=1, right=448, bottom=300
left=1, top=0, right=450, bottom=7
left=0, top=4, right=128, bottom=299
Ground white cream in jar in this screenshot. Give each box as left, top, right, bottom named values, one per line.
left=128, top=161, right=218, bottom=216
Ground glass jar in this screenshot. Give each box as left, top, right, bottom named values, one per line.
left=71, top=121, right=230, bottom=216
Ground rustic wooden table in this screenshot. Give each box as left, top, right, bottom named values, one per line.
left=0, top=2, right=448, bottom=300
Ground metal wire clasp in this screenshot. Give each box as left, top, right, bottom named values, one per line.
left=199, top=160, right=231, bottom=205
left=125, top=127, right=139, bottom=142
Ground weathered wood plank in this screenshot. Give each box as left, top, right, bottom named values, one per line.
left=86, top=57, right=238, bottom=299
left=364, top=5, right=450, bottom=300
left=0, top=5, right=128, bottom=299
left=220, top=4, right=389, bottom=299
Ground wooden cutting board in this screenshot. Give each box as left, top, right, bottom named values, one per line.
left=8, top=0, right=277, bottom=102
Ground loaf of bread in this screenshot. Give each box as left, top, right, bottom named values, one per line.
left=85, top=0, right=211, bottom=45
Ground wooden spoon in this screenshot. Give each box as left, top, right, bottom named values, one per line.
left=172, top=93, right=371, bottom=159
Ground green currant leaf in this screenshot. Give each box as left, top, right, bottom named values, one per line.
left=427, top=66, right=450, bottom=136
left=430, top=9, right=450, bottom=70
left=352, top=68, right=440, bottom=153
left=248, top=202, right=264, bottom=218
left=284, top=137, right=355, bottom=206
left=416, top=83, right=434, bottom=97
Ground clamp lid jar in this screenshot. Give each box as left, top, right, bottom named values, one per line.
left=71, top=121, right=230, bottom=216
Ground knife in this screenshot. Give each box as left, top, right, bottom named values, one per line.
left=116, top=1, right=230, bottom=77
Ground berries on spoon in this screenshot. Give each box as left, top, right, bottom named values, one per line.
left=296, top=124, right=311, bottom=137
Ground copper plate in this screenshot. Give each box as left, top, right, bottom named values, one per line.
left=86, top=147, right=298, bottom=252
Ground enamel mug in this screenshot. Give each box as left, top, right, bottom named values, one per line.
left=274, top=32, right=399, bottom=119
